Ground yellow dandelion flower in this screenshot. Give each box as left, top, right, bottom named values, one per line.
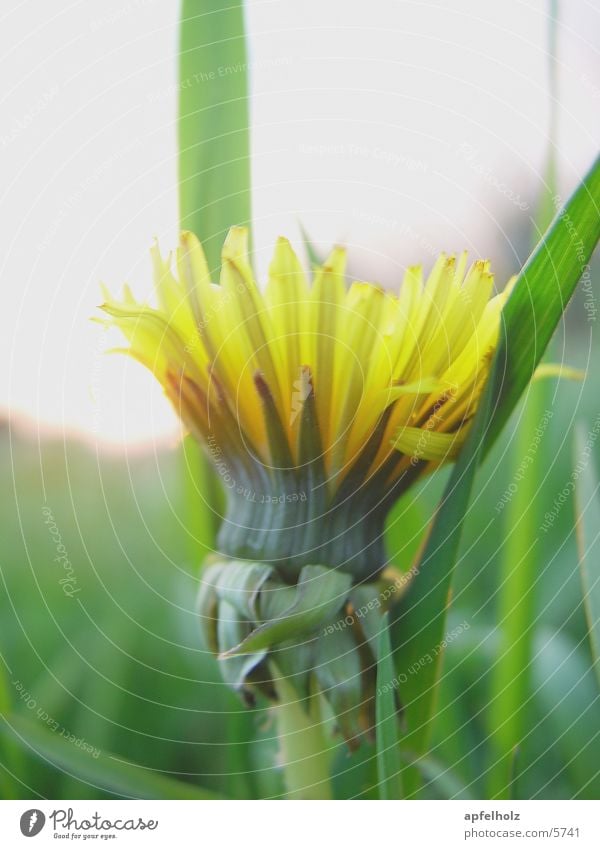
left=99, top=227, right=513, bottom=581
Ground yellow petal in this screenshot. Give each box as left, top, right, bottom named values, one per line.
left=392, top=425, right=468, bottom=462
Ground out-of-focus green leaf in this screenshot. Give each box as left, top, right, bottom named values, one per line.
left=506, top=746, right=521, bottom=801
left=59, top=619, right=136, bottom=800
left=401, top=750, right=472, bottom=800
left=385, top=489, right=429, bottom=574
left=532, top=628, right=600, bottom=798
left=0, top=656, right=21, bottom=799
left=574, top=424, right=600, bottom=690
left=376, top=614, right=403, bottom=799
left=391, top=155, right=600, bottom=788
left=0, top=714, right=221, bottom=800
left=0, top=661, right=10, bottom=719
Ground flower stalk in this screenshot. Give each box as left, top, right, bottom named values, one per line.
left=272, top=672, right=333, bottom=800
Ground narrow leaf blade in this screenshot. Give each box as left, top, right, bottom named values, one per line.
left=486, top=155, right=600, bottom=451
left=1, top=714, right=221, bottom=800
left=376, top=613, right=403, bottom=799
left=178, top=0, right=251, bottom=274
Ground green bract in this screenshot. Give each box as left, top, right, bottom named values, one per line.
left=197, top=558, right=406, bottom=746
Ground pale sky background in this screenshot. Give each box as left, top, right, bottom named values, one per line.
left=0, top=0, right=598, bottom=445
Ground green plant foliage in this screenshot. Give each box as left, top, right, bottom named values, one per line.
left=375, top=614, right=403, bottom=799
left=179, top=0, right=251, bottom=274
left=532, top=628, right=600, bottom=798
left=0, top=715, right=220, bottom=800
left=391, top=155, right=600, bottom=789
left=574, top=425, right=600, bottom=689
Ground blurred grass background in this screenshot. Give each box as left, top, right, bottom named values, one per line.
left=1, top=253, right=598, bottom=798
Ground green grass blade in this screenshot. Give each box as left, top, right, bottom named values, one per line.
left=484, top=154, right=600, bottom=453
left=487, top=3, right=561, bottom=797
left=506, top=746, right=521, bottom=801
left=574, top=424, right=600, bottom=690
left=375, top=613, right=403, bottom=799
left=181, top=434, right=219, bottom=561
left=390, top=374, right=496, bottom=793
left=391, top=154, right=600, bottom=790
left=401, top=751, right=472, bottom=800
left=178, top=0, right=251, bottom=274
left=299, top=222, right=322, bottom=268
left=0, top=714, right=221, bottom=800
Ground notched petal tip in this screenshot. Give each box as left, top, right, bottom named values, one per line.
left=222, top=225, right=249, bottom=262
left=320, top=244, right=347, bottom=274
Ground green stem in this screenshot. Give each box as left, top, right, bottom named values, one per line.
left=178, top=0, right=251, bottom=274
left=488, top=387, right=544, bottom=798
left=272, top=674, right=333, bottom=800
